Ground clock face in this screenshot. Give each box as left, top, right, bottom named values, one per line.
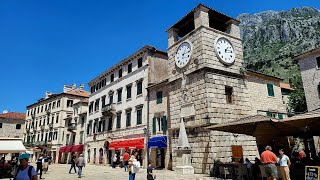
left=215, top=37, right=235, bottom=65
left=175, top=41, right=192, bottom=68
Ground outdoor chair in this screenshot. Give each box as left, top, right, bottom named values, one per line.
left=259, top=165, right=268, bottom=180
left=219, top=166, right=231, bottom=179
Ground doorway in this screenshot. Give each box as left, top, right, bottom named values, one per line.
left=156, top=148, right=165, bottom=169
left=231, top=145, right=243, bottom=163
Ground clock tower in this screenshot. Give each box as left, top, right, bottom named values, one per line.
left=167, top=4, right=259, bottom=174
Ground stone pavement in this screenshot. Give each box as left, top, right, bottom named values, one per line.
left=30, top=164, right=216, bottom=180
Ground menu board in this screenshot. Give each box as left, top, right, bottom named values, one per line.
left=306, top=166, right=320, bottom=180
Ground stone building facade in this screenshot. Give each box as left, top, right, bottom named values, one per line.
left=0, top=112, right=25, bottom=138
left=59, top=99, right=88, bottom=164
left=296, top=47, right=320, bottom=111
left=85, top=46, right=168, bottom=166
left=24, top=84, right=89, bottom=163
left=246, top=70, right=288, bottom=119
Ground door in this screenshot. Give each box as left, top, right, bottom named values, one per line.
left=231, top=145, right=243, bottom=163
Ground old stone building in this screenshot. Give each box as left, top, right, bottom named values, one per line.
left=296, top=47, right=320, bottom=111
left=166, top=4, right=271, bottom=174
left=86, top=45, right=168, bottom=166
left=246, top=70, right=288, bottom=118
left=59, top=99, right=88, bottom=163
left=24, top=84, right=90, bottom=163
left=0, top=112, right=25, bottom=138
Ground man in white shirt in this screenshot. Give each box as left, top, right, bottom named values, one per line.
left=279, top=149, right=291, bottom=180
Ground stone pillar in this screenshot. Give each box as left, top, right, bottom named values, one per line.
left=194, top=5, right=209, bottom=29
left=226, top=19, right=241, bottom=39
left=168, top=28, right=179, bottom=47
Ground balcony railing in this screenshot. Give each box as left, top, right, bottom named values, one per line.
left=40, top=125, right=45, bottom=131
left=101, top=103, right=116, bottom=116
left=67, top=123, right=77, bottom=131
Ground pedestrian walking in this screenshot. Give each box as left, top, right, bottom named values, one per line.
left=260, top=146, right=278, bottom=180
left=123, top=151, right=129, bottom=172
left=76, top=154, right=85, bottom=178
left=128, top=151, right=140, bottom=180
left=278, top=149, right=291, bottom=180
left=14, top=153, right=38, bottom=180
left=42, top=155, right=48, bottom=173
left=36, top=154, right=43, bottom=179
left=69, top=155, right=77, bottom=174
left=112, top=154, right=117, bottom=168
left=147, top=160, right=155, bottom=180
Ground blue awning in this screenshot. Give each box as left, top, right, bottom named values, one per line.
left=148, top=136, right=167, bottom=149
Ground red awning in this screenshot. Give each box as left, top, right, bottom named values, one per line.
left=65, top=146, right=73, bottom=152
left=59, top=146, right=67, bottom=153
left=71, top=144, right=84, bottom=152
left=109, top=138, right=144, bottom=150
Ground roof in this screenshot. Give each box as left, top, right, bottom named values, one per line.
left=88, top=45, right=167, bottom=86
left=65, top=89, right=90, bottom=97
left=0, top=112, right=25, bottom=120
left=246, top=70, right=283, bottom=81
left=294, top=47, right=320, bottom=60
left=280, top=83, right=293, bottom=91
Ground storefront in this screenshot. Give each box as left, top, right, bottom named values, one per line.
left=148, top=136, right=167, bottom=169
left=58, top=144, right=84, bottom=164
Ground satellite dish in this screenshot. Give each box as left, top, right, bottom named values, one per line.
left=2, top=110, right=8, bottom=114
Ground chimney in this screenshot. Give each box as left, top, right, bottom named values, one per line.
left=79, top=84, right=84, bottom=90
left=45, top=91, right=53, bottom=99
left=63, top=85, right=72, bottom=93
left=72, top=83, right=76, bottom=89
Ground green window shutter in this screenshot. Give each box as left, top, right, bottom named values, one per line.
left=278, top=113, right=283, bottom=120
left=162, top=116, right=167, bottom=134
left=156, top=92, right=163, bottom=104
left=152, top=117, right=156, bottom=135
left=267, top=83, right=274, bottom=97
left=266, top=112, right=272, bottom=117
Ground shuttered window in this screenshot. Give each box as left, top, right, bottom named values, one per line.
left=152, top=117, right=156, bottom=135
left=267, top=83, right=274, bottom=97
left=116, top=113, right=121, bottom=129
left=126, top=112, right=131, bottom=127
left=161, top=116, right=167, bottom=134
left=156, top=91, right=163, bottom=104
left=137, top=109, right=142, bottom=125
left=278, top=113, right=283, bottom=120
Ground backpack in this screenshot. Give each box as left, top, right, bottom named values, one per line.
left=133, top=161, right=140, bottom=173
left=14, top=165, right=33, bottom=180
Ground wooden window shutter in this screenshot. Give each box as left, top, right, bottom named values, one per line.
left=152, top=117, right=156, bottom=135
left=162, top=116, right=167, bottom=134
left=267, top=83, right=274, bottom=97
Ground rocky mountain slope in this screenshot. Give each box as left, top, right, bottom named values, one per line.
left=237, top=7, right=320, bottom=81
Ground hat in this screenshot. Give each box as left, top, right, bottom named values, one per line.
left=18, top=153, right=30, bottom=160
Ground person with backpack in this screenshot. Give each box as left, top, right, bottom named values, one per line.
left=76, top=154, right=85, bottom=178
left=14, top=153, right=38, bottom=180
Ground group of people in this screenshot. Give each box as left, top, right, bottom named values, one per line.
left=110, top=150, right=155, bottom=180
left=68, top=154, right=86, bottom=178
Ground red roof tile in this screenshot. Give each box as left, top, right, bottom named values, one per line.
left=280, top=83, right=293, bottom=91
left=0, top=112, right=25, bottom=120
left=65, top=89, right=90, bottom=97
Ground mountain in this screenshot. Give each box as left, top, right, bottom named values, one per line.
left=237, top=7, right=320, bottom=81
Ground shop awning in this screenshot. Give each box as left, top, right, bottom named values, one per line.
left=148, top=136, right=167, bottom=149
left=109, top=138, right=144, bottom=150
left=59, top=146, right=67, bottom=153
left=0, top=138, right=26, bottom=153
left=71, top=144, right=84, bottom=152
left=65, top=146, right=73, bottom=152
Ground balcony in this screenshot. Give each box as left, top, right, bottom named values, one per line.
left=48, top=123, right=53, bottom=129
left=67, top=123, right=77, bottom=131
left=40, top=125, right=45, bottom=131
left=101, top=104, right=116, bottom=116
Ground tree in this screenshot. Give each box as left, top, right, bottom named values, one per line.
left=288, top=74, right=307, bottom=113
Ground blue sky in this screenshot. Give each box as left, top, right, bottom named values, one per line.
left=1, top=0, right=320, bottom=113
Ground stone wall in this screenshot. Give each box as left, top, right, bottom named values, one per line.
left=0, top=118, right=25, bottom=138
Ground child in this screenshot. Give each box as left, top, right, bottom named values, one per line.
left=147, top=160, right=155, bottom=180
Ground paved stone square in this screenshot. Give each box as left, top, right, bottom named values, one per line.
left=30, top=164, right=215, bottom=180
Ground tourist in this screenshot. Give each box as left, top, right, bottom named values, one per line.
left=260, top=146, right=278, bottom=180
left=278, top=149, right=291, bottom=180
left=36, top=154, right=43, bottom=179
left=69, top=155, right=77, bottom=174
left=112, top=154, right=117, bottom=168
left=120, top=154, right=124, bottom=168
left=123, top=151, right=130, bottom=172
left=14, top=153, right=38, bottom=180
left=253, top=157, right=261, bottom=180
left=147, top=160, right=155, bottom=180
left=76, top=154, right=85, bottom=178
left=128, top=151, right=140, bottom=180
left=43, top=155, right=49, bottom=173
